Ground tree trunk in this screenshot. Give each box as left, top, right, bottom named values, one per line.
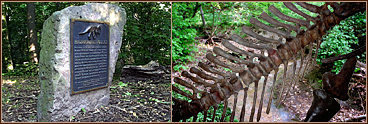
left=27, top=2, right=38, bottom=63
left=200, top=5, right=206, bottom=28
left=5, top=3, right=15, bottom=69
left=191, top=3, right=200, bottom=18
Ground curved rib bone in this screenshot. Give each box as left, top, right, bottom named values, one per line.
left=249, top=18, right=291, bottom=39
left=284, top=2, right=317, bottom=23
left=269, top=5, right=310, bottom=28
left=260, top=12, right=300, bottom=33
left=242, top=26, right=282, bottom=44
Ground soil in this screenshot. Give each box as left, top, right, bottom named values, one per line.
left=1, top=66, right=171, bottom=122
left=1, top=76, right=39, bottom=122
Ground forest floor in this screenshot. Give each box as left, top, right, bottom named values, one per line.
left=172, top=37, right=366, bottom=122
left=1, top=66, right=171, bottom=122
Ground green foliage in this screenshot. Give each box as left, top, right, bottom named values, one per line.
left=317, top=11, right=366, bottom=73
left=2, top=3, right=28, bottom=72
left=118, top=81, right=128, bottom=87
left=172, top=2, right=326, bottom=71
left=2, top=86, right=11, bottom=104
left=117, top=2, right=171, bottom=66
left=3, top=2, right=170, bottom=79
left=173, top=83, right=238, bottom=122
left=172, top=83, right=193, bottom=102
left=183, top=103, right=239, bottom=122
left=191, top=2, right=323, bottom=37
left=125, top=91, right=132, bottom=96
left=2, top=63, right=38, bottom=76
left=2, top=2, right=85, bottom=73
left=172, top=3, right=199, bottom=71
left=223, top=67, right=232, bottom=72
left=238, top=2, right=323, bottom=30
left=2, top=2, right=29, bottom=68
left=81, top=108, right=87, bottom=113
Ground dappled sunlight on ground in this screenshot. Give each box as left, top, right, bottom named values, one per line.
left=2, top=79, right=17, bottom=86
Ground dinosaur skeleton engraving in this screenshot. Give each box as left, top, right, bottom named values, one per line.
left=79, top=24, right=102, bottom=40
left=172, top=2, right=366, bottom=122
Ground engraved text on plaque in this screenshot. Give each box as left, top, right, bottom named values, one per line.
left=70, top=19, right=109, bottom=95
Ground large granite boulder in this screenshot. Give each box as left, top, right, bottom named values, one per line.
left=37, top=3, right=126, bottom=121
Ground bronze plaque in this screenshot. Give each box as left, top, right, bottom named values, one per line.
left=70, top=19, right=110, bottom=95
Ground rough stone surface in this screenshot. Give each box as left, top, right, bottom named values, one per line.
left=37, top=3, right=126, bottom=122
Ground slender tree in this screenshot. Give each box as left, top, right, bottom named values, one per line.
left=27, top=2, right=38, bottom=63
left=4, top=3, right=15, bottom=69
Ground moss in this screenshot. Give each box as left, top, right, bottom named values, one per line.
left=37, top=13, right=57, bottom=122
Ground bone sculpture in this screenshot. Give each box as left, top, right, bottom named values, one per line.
left=304, top=57, right=358, bottom=122
left=172, top=2, right=366, bottom=122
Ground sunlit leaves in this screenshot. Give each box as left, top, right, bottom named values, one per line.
left=118, top=2, right=171, bottom=66
left=172, top=3, right=199, bottom=71
left=318, top=12, right=366, bottom=73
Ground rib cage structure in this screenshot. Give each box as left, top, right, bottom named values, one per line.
left=172, top=2, right=366, bottom=122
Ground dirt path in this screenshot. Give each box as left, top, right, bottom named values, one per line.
left=69, top=79, right=171, bottom=122
left=226, top=59, right=312, bottom=122
left=2, top=68, right=171, bottom=122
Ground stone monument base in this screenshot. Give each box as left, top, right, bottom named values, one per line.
left=37, top=3, right=126, bottom=121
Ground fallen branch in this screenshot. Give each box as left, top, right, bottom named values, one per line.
left=321, top=45, right=366, bottom=63
left=358, top=91, right=366, bottom=113
left=10, top=96, right=36, bottom=101
left=357, top=61, right=366, bottom=68
left=110, top=105, right=126, bottom=112
left=344, top=115, right=366, bottom=122
left=356, top=60, right=366, bottom=74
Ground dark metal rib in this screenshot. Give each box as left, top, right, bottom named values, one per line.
left=300, top=44, right=313, bottom=80
left=269, top=5, right=310, bottom=27
left=231, top=34, right=273, bottom=50
left=242, top=26, right=282, bottom=44
left=297, top=47, right=306, bottom=82
left=249, top=80, right=259, bottom=122
left=174, top=77, right=204, bottom=95
left=284, top=2, right=317, bottom=23
left=249, top=17, right=291, bottom=38
left=206, top=53, right=243, bottom=73
left=212, top=105, right=218, bottom=122
left=313, top=39, right=321, bottom=66
left=220, top=101, right=228, bottom=122
left=257, top=75, right=269, bottom=122
left=289, top=60, right=299, bottom=96
left=213, top=47, right=256, bottom=67
left=198, top=62, right=228, bottom=78
left=172, top=85, right=197, bottom=100
left=203, top=110, right=208, bottom=122
left=182, top=71, right=214, bottom=87
left=222, top=40, right=266, bottom=59
left=239, top=87, right=249, bottom=122
left=296, top=2, right=320, bottom=14
left=190, top=67, right=222, bottom=82
left=260, top=12, right=300, bottom=33
left=230, top=93, right=238, bottom=122
left=276, top=61, right=288, bottom=107
left=266, top=69, right=279, bottom=114
left=282, top=57, right=297, bottom=102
